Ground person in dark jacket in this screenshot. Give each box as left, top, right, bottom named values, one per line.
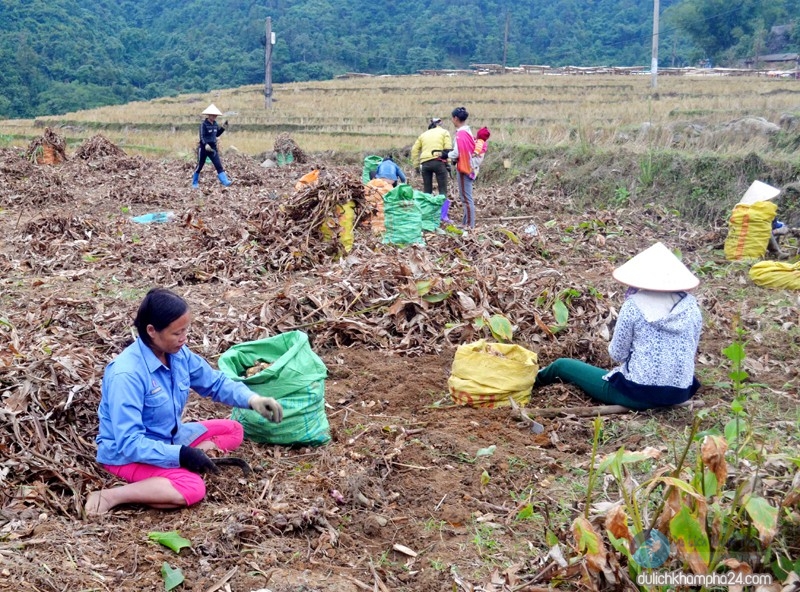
left=192, top=104, right=231, bottom=188
left=374, top=156, right=407, bottom=187
left=535, top=242, right=703, bottom=410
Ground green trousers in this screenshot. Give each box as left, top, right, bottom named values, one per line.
left=535, top=358, right=651, bottom=410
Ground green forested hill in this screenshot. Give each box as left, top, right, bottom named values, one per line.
left=2, top=0, right=798, bottom=119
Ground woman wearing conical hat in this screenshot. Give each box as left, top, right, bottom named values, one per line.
left=192, top=104, right=232, bottom=188
left=535, top=243, right=703, bottom=410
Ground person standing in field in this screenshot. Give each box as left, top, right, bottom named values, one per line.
left=448, top=106, right=476, bottom=229
left=411, top=117, right=453, bottom=196
left=192, top=104, right=232, bottom=188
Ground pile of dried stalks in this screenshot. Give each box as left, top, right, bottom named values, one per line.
left=74, top=134, right=127, bottom=160
left=24, top=127, right=68, bottom=165
left=273, top=132, right=307, bottom=163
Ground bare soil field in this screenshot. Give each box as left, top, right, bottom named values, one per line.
left=0, top=135, right=798, bottom=591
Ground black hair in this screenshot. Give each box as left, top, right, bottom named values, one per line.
left=134, top=288, right=189, bottom=346
left=451, top=106, right=469, bottom=122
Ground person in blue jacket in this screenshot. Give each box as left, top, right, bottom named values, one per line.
left=84, top=288, right=283, bottom=516
left=192, top=104, right=231, bottom=188
left=374, top=156, right=407, bottom=187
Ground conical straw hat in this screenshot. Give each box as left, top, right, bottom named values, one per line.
left=202, top=104, right=223, bottom=116
left=612, top=242, right=699, bottom=292
left=738, top=180, right=780, bottom=206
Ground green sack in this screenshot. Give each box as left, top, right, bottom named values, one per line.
left=362, top=155, right=383, bottom=184
left=276, top=152, right=295, bottom=166
left=413, top=191, right=446, bottom=231
left=218, top=331, right=330, bottom=446
left=382, top=184, right=424, bottom=246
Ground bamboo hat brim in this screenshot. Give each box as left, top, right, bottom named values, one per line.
left=202, top=104, right=223, bottom=116
left=612, top=242, right=700, bottom=292
left=738, top=180, right=780, bottom=205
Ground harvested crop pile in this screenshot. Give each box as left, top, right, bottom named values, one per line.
left=74, top=134, right=127, bottom=160
left=283, top=169, right=367, bottom=232
left=24, top=127, right=68, bottom=164
left=273, top=132, right=307, bottom=163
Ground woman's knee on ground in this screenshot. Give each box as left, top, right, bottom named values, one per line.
left=171, top=471, right=207, bottom=506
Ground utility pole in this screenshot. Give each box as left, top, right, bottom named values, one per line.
left=502, top=12, right=509, bottom=73
left=265, top=17, right=274, bottom=109
left=651, top=0, right=659, bottom=89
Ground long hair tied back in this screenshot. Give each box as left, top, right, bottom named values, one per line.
left=451, top=106, right=469, bottom=121
left=134, top=288, right=188, bottom=345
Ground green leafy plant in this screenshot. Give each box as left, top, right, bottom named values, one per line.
left=611, top=185, right=630, bottom=207
left=160, top=562, right=184, bottom=590
left=148, top=531, right=191, bottom=554
left=488, top=314, right=513, bottom=342
left=560, top=332, right=782, bottom=588
left=638, top=152, right=655, bottom=187
left=721, top=324, right=752, bottom=462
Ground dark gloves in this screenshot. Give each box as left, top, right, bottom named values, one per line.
left=222, top=120, right=229, bottom=129
left=248, top=394, right=283, bottom=423
left=204, top=143, right=215, bottom=154
left=179, top=445, right=220, bottom=474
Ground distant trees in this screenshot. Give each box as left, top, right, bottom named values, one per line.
left=664, top=0, right=800, bottom=65
left=0, top=0, right=797, bottom=119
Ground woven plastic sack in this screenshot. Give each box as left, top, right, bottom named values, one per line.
left=320, top=200, right=356, bottom=253
left=218, top=331, right=330, bottom=446
left=724, top=201, right=777, bottom=260
left=294, top=169, right=320, bottom=190
left=448, top=340, right=539, bottom=408
left=363, top=178, right=393, bottom=234
left=749, top=260, right=800, bottom=290
left=382, top=184, right=424, bottom=246
left=413, top=191, right=446, bottom=231
left=362, top=155, right=383, bottom=184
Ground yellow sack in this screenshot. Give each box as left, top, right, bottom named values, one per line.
left=319, top=200, right=355, bottom=253
left=749, top=260, right=800, bottom=290
left=448, top=340, right=539, bottom=408
left=724, top=201, right=777, bottom=260
left=363, top=178, right=393, bottom=234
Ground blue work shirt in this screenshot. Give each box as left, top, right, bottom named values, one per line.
left=374, top=159, right=407, bottom=183
left=96, top=338, right=253, bottom=467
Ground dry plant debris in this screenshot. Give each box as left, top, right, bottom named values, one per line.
left=0, top=136, right=797, bottom=591
left=24, top=127, right=68, bottom=164
left=74, top=134, right=128, bottom=160
left=273, top=132, right=307, bottom=163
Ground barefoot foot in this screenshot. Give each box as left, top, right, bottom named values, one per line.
left=84, top=490, right=113, bottom=516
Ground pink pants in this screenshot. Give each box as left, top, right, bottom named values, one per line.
left=102, top=419, right=244, bottom=506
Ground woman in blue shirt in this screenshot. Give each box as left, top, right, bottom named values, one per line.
left=374, top=156, right=407, bottom=187
left=85, top=288, right=282, bottom=516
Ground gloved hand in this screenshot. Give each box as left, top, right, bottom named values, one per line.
left=222, top=120, right=229, bottom=129
left=204, top=143, right=215, bottom=154
left=179, top=445, right=220, bottom=474
left=249, top=394, right=283, bottom=423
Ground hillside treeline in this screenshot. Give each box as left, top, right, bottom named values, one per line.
left=2, top=0, right=799, bottom=119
